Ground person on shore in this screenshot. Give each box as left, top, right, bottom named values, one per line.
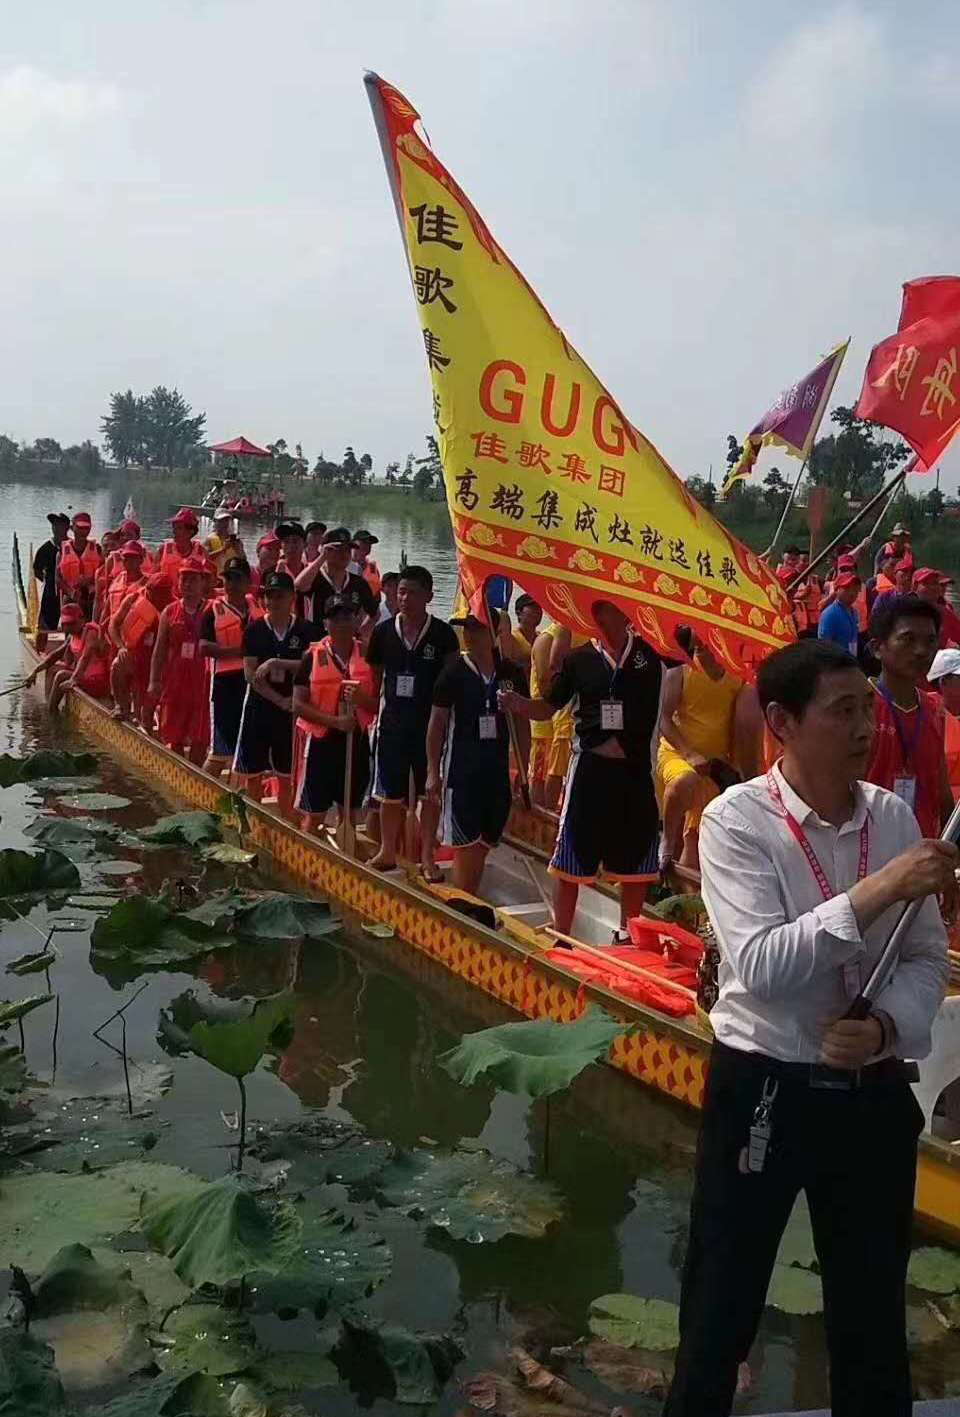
left=251, top=532, right=281, bottom=598
left=865, top=593, right=952, bottom=840
left=365, top=565, right=459, bottom=877
left=233, top=570, right=316, bottom=819
left=292, top=595, right=378, bottom=832
left=817, top=574, right=861, bottom=655
left=159, top=509, right=203, bottom=581
left=350, top=530, right=382, bottom=598
left=200, top=558, right=260, bottom=777
left=33, top=512, right=70, bottom=632
left=500, top=601, right=669, bottom=936
left=57, top=512, right=102, bottom=620
left=913, top=566, right=960, bottom=648
left=426, top=609, right=529, bottom=897
left=927, top=648, right=960, bottom=800
left=294, top=527, right=378, bottom=636
left=148, top=559, right=210, bottom=760
left=664, top=637, right=951, bottom=1417
left=109, top=573, right=173, bottom=725
left=25, top=601, right=110, bottom=707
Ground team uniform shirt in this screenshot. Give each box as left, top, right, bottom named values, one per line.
left=366, top=613, right=459, bottom=801
left=432, top=654, right=528, bottom=848
left=303, top=569, right=377, bottom=634
left=865, top=682, right=946, bottom=839
left=545, top=634, right=672, bottom=883
left=655, top=662, right=742, bottom=830
left=817, top=600, right=859, bottom=656
left=234, top=615, right=317, bottom=777
left=158, top=600, right=209, bottom=748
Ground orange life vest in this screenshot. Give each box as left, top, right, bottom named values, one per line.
left=107, top=571, right=145, bottom=624
left=210, top=595, right=261, bottom=674
left=59, top=538, right=102, bottom=589
left=159, top=539, right=202, bottom=579
left=296, top=637, right=375, bottom=740
left=946, top=710, right=960, bottom=801
left=105, top=548, right=154, bottom=582
left=121, top=593, right=159, bottom=652
left=361, top=558, right=382, bottom=598
left=792, top=577, right=822, bottom=632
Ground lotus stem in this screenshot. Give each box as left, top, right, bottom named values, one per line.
left=236, top=1075, right=248, bottom=1171
left=121, top=1015, right=133, bottom=1117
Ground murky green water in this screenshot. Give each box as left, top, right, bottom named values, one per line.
left=3, top=479, right=960, bottom=1414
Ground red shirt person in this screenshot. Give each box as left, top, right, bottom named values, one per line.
left=914, top=567, right=960, bottom=649
left=147, top=559, right=210, bottom=761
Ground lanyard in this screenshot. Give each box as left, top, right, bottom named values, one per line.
left=767, top=771, right=869, bottom=902
left=463, top=654, right=499, bottom=713
left=397, top=613, right=432, bottom=669
left=878, top=682, right=923, bottom=770
left=324, top=639, right=352, bottom=677
left=592, top=631, right=634, bottom=697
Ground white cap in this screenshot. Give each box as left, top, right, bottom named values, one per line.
left=213, top=503, right=233, bottom=520
left=929, top=648, right=960, bottom=682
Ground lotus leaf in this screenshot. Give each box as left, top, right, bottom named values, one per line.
left=377, top=1146, right=564, bottom=1241
left=0, top=1041, right=27, bottom=1093
left=95, top=1248, right=189, bottom=1321
left=140, top=812, right=223, bottom=847
left=159, top=1302, right=259, bottom=1377
left=0, top=992, right=53, bottom=1027
left=7, top=949, right=56, bottom=976
left=0, top=1161, right=198, bottom=1271
left=91, top=897, right=229, bottom=968
left=57, top=792, right=132, bottom=811
left=24, top=816, right=140, bottom=860
left=647, top=893, right=705, bottom=926
left=766, top=1262, right=824, bottom=1314
left=188, top=994, right=296, bottom=1079
left=202, top=843, right=258, bottom=866
left=248, top=1117, right=391, bottom=1190
left=85, top=1372, right=218, bottom=1416
left=185, top=890, right=339, bottom=943
left=336, top=1315, right=461, bottom=1405
left=439, top=1005, right=623, bottom=1099
left=250, top=1344, right=339, bottom=1392
left=140, top=1176, right=302, bottom=1288
left=908, top=1246, right=960, bottom=1295
left=588, top=1294, right=680, bottom=1350
left=251, top=1201, right=391, bottom=1316
left=0, top=1330, right=65, bottom=1415
left=33, top=1282, right=153, bottom=1391
left=0, top=749, right=97, bottom=786
left=0, top=847, right=79, bottom=898
left=35, top=1242, right=141, bottom=1314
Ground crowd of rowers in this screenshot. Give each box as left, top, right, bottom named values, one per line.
left=26, top=506, right=960, bottom=938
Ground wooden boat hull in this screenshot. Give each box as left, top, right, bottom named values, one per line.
left=14, top=623, right=960, bottom=1242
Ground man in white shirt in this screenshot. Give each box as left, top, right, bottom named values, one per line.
left=665, top=637, right=954, bottom=1417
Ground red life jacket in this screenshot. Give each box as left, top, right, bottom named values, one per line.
left=107, top=571, right=145, bottom=624
left=120, top=592, right=159, bottom=652
left=296, top=637, right=375, bottom=740
left=210, top=595, right=261, bottom=674
left=59, top=539, right=102, bottom=589
left=159, top=539, right=202, bottom=580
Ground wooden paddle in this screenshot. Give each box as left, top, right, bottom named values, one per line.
left=336, top=724, right=356, bottom=858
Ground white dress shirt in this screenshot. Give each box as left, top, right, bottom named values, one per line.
left=701, top=762, right=948, bottom=1063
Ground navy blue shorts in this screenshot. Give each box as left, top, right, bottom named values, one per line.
left=233, top=693, right=294, bottom=777
left=442, top=770, right=512, bottom=850
left=372, top=723, right=427, bottom=803
left=550, top=751, right=659, bottom=883
left=295, top=732, right=370, bottom=814
left=209, top=670, right=246, bottom=759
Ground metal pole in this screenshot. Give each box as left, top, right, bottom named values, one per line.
left=762, top=460, right=807, bottom=561
left=846, top=796, right=960, bottom=1020
left=785, top=461, right=915, bottom=595
left=336, top=722, right=356, bottom=858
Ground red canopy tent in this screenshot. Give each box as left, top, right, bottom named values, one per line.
left=209, top=436, right=272, bottom=458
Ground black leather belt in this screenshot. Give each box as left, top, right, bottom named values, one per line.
left=713, top=1041, right=919, bottom=1091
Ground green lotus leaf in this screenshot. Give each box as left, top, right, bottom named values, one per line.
left=251, top=1200, right=391, bottom=1316
left=24, top=816, right=141, bottom=861
left=0, top=1330, right=65, bottom=1415
left=0, top=1040, right=27, bottom=1092
left=0, top=749, right=97, bottom=787
left=84, top=1372, right=218, bottom=1416
left=766, top=1262, right=824, bottom=1314
left=647, top=893, right=706, bottom=925
left=35, top=1242, right=141, bottom=1315
left=439, top=1005, right=623, bottom=1099
left=201, top=843, right=258, bottom=866
left=248, top=1117, right=393, bottom=1190
left=93, top=1248, right=189, bottom=1322
left=188, top=993, right=296, bottom=1079
left=56, top=792, right=131, bottom=812
left=7, top=949, right=56, bottom=976
left=185, top=890, right=339, bottom=942
left=91, top=896, right=230, bottom=968
left=158, top=1302, right=258, bottom=1378
left=32, top=1245, right=153, bottom=1392
left=249, top=1344, right=339, bottom=1392
left=377, top=1146, right=564, bottom=1241
left=588, top=1293, right=681, bottom=1350
left=336, top=1315, right=462, bottom=1406
left=140, top=1175, right=302, bottom=1289
left=0, top=1161, right=198, bottom=1271
left=0, top=847, right=80, bottom=898
left=908, top=1246, right=960, bottom=1295
left=0, top=992, right=54, bottom=1027
left=140, top=812, right=223, bottom=847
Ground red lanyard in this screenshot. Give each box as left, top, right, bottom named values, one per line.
left=767, top=771, right=869, bottom=902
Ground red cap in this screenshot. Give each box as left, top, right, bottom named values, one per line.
left=120, top=540, right=146, bottom=558
left=835, top=573, right=861, bottom=590
left=60, top=602, right=83, bottom=623
left=257, top=531, right=281, bottom=551
left=146, top=572, right=172, bottom=595
left=119, top=519, right=141, bottom=537
left=72, top=512, right=92, bottom=529
left=913, top=566, right=946, bottom=587
left=836, top=556, right=856, bottom=571
left=177, top=556, right=207, bottom=578
left=171, top=507, right=199, bottom=529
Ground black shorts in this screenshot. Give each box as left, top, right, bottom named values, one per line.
left=233, top=693, right=294, bottom=777
left=372, top=721, right=427, bottom=802
left=209, top=670, right=247, bottom=758
left=442, top=769, right=512, bottom=850
left=549, top=750, right=660, bottom=883
left=295, top=732, right=371, bottom=814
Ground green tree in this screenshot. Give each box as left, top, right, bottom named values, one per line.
left=762, top=465, right=790, bottom=511
left=31, top=438, right=62, bottom=463
left=807, top=405, right=910, bottom=500
left=101, top=390, right=147, bottom=467
left=0, top=435, right=19, bottom=471
left=685, top=474, right=716, bottom=508
left=925, top=486, right=946, bottom=522
left=312, top=453, right=338, bottom=486
left=415, top=435, right=444, bottom=500
left=340, top=446, right=364, bottom=488
left=61, top=441, right=103, bottom=476
left=398, top=453, right=414, bottom=491
left=141, top=387, right=206, bottom=472
left=384, top=460, right=399, bottom=486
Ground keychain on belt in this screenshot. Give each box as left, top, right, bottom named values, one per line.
left=739, top=1076, right=778, bottom=1175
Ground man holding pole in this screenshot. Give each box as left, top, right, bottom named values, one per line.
left=665, top=638, right=953, bottom=1417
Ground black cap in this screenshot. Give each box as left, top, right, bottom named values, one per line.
left=324, top=593, right=358, bottom=617
left=451, top=608, right=500, bottom=631
left=275, top=521, right=305, bottom=541
left=47, top=511, right=70, bottom=526
left=263, top=570, right=295, bottom=593
left=304, top=521, right=326, bottom=536
left=322, top=526, right=352, bottom=546
left=223, top=556, right=251, bottom=580
left=352, top=529, right=378, bottom=545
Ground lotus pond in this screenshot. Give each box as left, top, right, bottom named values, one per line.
left=1, top=689, right=960, bottom=1416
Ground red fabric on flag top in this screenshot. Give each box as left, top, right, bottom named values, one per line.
left=856, top=277, right=960, bottom=471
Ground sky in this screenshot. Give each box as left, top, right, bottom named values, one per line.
left=2, top=0, right=959, bottom=491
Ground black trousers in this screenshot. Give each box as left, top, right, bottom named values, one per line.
left=664, top=1042, right=923, bottom=1417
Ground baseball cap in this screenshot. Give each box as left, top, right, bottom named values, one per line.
left=913, top=567, right=949, bottom=587
left=213, top=503, right=233, bottom=520
left=177, top=557, right=207, bottom=578
left=834, top=573, right=861, bottom=590
left=275, top=521, right=305, bottom=541
left=171, top=507, right=199, bottom=528
left=263, top=570, right=295, bottom=593
left=895, top=558, right=914, bottom=572
left=119, top=519, right=141, bottom=538
left=120, top=540, right=147, bottom=558
left=891, top=522, right=909, bottom=535
left=256, top=531, right=281, bottom=551
left=352, top=528, right=378, bottom=545
left=223, top=557, right=251, bottom=580
left=72, top=512, right=92, bottom=529
left=146, top=573, right=173, bottom=596
left=836, top=555, right=857, bottom=571
left=322, top=526, right=352, bottom=546
left=324, top=593, right=358, bottom=617
left=930, top=649, right=960, bottom=682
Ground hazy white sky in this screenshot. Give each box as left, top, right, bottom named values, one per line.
left=2, top=1, right=958, bottom=490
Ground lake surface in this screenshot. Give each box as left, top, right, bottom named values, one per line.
left=2, top=478, right=959, bottom=1413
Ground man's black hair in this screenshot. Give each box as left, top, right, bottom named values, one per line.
left=399, top=564, right=433, bottom=593
left=868, top=592, right=940, bottom=644
left=515, top=593, right=539, bottom=614
left=380, top=571, right=400, bottom=587
left=785, top=544, right=801, bottom=556
left=757, top=639, right=860, bottom=718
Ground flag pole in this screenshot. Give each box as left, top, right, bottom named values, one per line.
left=865, top=477, right=903, bottom=544
left=762, top=459, right=808, bottom=561
left=785, top=458, right=916, bottom=595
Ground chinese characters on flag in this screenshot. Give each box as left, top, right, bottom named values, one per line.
left=365, top=74, right=795, bottom=676
left=856, top=277, right=960, bottom=471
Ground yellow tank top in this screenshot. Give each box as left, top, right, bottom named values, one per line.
left=529, top=630, right=553, bottom=742
left=663, top=661, right=741, bottom=761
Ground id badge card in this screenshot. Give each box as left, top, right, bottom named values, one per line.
left=180, top=642, right=195, bottom=660
left=893, top=775, right=916, bottom=809
left=396, top=674, right=415, bottom=699
left=478, top=713, right=497, bottom=741
left=600, top=699, right=624, bottom=732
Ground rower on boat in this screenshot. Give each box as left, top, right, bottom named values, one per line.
left=294, top=526, right=378, bottom=636
left=32, top=511, right=71, bottom=637
left=251, top=531, right=281, bottom=599
left=25, top=600, right=110, bottom=710
left=158, top=508, right=204, bottom=580
left=56, top=512, right=102, bottom=622
left=664, top=638, right=954, bottom=1417
left=199, top=557, right=260, bottom=779
left=109, top=573, right=173, bottom=727
left=147, top=557, right=211, bottom=762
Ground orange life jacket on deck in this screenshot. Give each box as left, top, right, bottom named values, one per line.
left=296, top=637, right=375, bottom=740
left=59, top=539, right=102, bottom=589
left=361, top=559, right=382, bottom=599
left=159, top=539, right=202, bottom=580
left=210, top=595, right=261, bottom=674
left=121, top=593, right=159, bottom=652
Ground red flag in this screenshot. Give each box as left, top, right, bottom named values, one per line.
left=856, top=277, right=960, bottom=471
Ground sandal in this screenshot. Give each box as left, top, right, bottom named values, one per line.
left=420, top=863, right=444, bottom=884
